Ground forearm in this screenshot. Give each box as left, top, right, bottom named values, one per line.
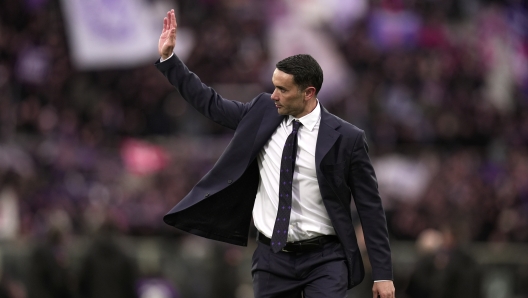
left=155, top=54, right=247, bottom=129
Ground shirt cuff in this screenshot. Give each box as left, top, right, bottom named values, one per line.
left=160, top=53, right=174, bottom=62
left=374, top=280, right=390, bottom=282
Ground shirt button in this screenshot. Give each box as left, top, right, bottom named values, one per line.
left=205, top=193, right=210, bottom=198
left=227, top=179, right=232, bottom=184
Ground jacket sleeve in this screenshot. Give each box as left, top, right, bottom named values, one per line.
left=155, top=55, right=254, bottom=130
left=349, top=131, right=393, bottom=281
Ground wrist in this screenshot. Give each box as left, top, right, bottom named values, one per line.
left=160, top=53, right=174, bottom=62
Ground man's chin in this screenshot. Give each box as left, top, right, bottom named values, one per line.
left=277, top=107, right=288, bottom=115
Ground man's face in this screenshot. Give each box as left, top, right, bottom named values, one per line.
left=271, top=69, right=309, bottom=118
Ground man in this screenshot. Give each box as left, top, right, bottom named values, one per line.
left=157, top=9, right=395, bottom=298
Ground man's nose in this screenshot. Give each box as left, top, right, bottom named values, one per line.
left=271, top=90, right=279, bottom=101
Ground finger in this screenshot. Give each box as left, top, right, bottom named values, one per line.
left=171, top=9, right=177, bottom=29
left=163, top=17, right=168, bottom=32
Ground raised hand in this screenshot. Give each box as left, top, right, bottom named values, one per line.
left=158, top=9, right=177, bottom=60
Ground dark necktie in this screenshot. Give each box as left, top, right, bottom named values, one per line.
left=271, top=120, right=302, bottom=253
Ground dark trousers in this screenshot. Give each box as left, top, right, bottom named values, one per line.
left=251, top=240, right=348, bottom=298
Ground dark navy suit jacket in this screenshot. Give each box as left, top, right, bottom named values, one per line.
left=156, top=55, right=393, bottom=288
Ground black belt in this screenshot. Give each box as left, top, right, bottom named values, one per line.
left=257, top=232, right=339, bottom=253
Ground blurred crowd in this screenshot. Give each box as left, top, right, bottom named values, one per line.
left=1, top=0, right=528, bottom=297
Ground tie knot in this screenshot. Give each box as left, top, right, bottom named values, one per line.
left=292, top=120, right=302, bottom=133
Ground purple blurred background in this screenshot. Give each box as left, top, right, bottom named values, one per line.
left=0, top=0, right=527, bottom=297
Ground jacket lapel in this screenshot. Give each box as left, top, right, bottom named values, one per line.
left=249, top=103, right=340, bottom=168
left=250, top=110, right=285, bottom=160
left=316, top=106, right=341, bottom=168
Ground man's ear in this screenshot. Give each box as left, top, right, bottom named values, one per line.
left=304, top=87, right=316, bottom=100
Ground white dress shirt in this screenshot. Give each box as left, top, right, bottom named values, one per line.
left=252, top=101, right=336, bottom=242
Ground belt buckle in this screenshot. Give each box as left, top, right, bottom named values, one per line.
left=281, top=244, right=293, bottom=252
left=281, top=242, right=301, bottom=252
left=280, top=242, right=294, bottom=252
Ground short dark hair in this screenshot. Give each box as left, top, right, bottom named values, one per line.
left=276, top=54, right=323, bottom=95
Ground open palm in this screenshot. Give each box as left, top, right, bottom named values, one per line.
left=158, top=9, right=176, bottom=60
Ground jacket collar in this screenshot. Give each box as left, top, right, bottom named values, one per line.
left=250, top=101, right=341, bottom=167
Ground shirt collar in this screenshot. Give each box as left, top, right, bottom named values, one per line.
left=286, top=100, right=321, bottom=132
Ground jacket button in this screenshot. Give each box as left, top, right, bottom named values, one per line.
left=227, top=179, right=232, bottom=184
left=205, top=193, right=210, bottom=198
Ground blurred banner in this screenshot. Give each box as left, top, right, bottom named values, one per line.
left=60, top=0, right=171, bottom=69
left=121, top=139, right=170, bottom=176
